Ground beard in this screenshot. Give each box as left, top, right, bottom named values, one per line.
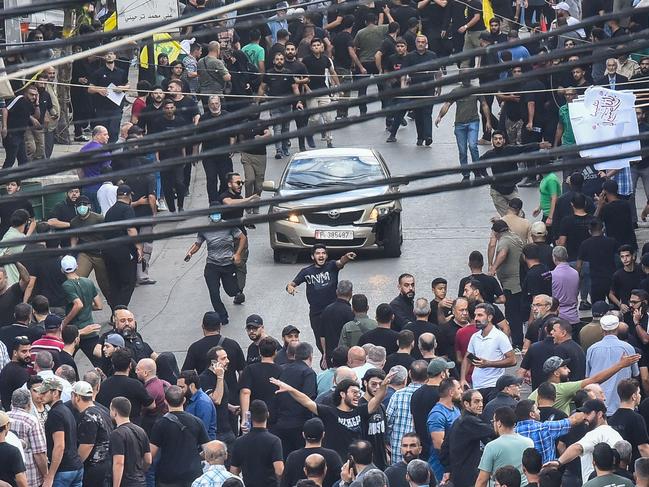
left=403, top=452, right=418, bottom=463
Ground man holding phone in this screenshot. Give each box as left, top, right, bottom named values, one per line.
left=461, top=303, right=517, bottom=403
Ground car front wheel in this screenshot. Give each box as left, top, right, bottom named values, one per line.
left=382, top=213, right=402, bottom=258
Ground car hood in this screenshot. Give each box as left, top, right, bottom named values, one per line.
left=275, top=185, right=393, bottom=210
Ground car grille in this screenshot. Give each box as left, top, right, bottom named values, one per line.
left=304, top=210, right=365, bottom=226
left=302, top=237, right=367, bottom=247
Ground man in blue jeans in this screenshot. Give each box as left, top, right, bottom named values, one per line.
left=435, top=75, right=492, bottom=181
left=40, top=377, right=84, bottom=487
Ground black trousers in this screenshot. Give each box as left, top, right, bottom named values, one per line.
left=71, top=87, right=93, bottom=136
left=414, top=105, right=433, bottom=141
left=2, top=132, right=28, bottom=169
left=590, top=277, right=611, bottom=304
left=183, top=144, right=194, bottom=192
left=357, top=62, right=380, bottom=115
left=309, top=310, right=324, bottom=353
left=161, top=165, right=186, bottom=212
left=204, top=263, right=240, bottom=324
left=203, top=157, right=233, bottom=204
left=504, top=290, right=524, bottom=348
left=104, top=251, right=137, bottom=308
left=481, top=95, right=499, bottom=140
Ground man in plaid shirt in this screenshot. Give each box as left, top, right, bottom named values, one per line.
left=386, top=360, right=427, bottom=464
left=514, top=399, right=585, bottom=464
left=192, top=440, right=241, bottom=487
left=7, top=389, right=48, bottom=487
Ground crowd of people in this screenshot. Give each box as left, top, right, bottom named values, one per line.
left=3, top=1, right=649, bottom=487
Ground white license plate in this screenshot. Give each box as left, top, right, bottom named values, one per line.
left=315, top=230, right=354, bottom=240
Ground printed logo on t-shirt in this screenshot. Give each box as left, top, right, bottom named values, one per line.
left=338, top=414, right=362, bottom=431
left=305, top=271, right=333, bottom=287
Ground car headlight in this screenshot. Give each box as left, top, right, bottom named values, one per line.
left=270, top=206, right=300, bottom=223
left=368, top=203, right=395, bottom=222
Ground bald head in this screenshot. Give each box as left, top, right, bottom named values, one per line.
left=304, top=453, right=327, bottom=479
left=348, top=346, right=366, bottom=367
left=204, top=440, right=227, bottom=464
left=334, top=366, right=358, bottom=385
left=136, top=358, right=157, bottom=382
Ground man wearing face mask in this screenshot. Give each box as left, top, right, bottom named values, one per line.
left=88, top=51, right=129, bottom=143
left=461, top=303, right=517, bottom=402
left=70, top=196, right=110, bottom=304
left=184, top=210, right=247, bottom=325
left=435, top=75, right=492, bottom=182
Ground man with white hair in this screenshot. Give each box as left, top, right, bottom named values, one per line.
left=586, top=314, right=640, bottom=415
left=191, top=440, right=238, bottom=487
left=406, top=459, right=431, bottom=487
left=78, top=125, right=112, bottom=210
left=32, top=351, right=72, bottom=402
left=595, top=58, right=630, bottom=90
left=550, top=246, right=580, bottom=328
left=7, top=389, right=48, bottom=487
left=384, top=365, right=408, bottom=407
left=352, top=346, right=386, bottom=379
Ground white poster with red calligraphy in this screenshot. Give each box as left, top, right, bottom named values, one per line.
left=568, top=86, right=639, bottom=170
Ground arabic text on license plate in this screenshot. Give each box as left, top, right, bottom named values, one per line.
left=315, top=230, right=353, bottom=240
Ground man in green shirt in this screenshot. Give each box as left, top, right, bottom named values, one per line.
left=339, top=294, right=377, bottom=347
left=242, top=29, right=266, bottom=73
left=528, top=355, right=640, bottom=415
left=60, top=255, right=103, bottom=365
left=554, top=89, right=577, bottom=147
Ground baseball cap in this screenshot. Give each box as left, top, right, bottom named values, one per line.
left=105, top=334, right=125, bottom=348
left=303, top=417, right=325, bottom=441
left=591, top=301, right=610, bottom=318
left=282, top=324, right=300, bottom=336
left=202, top=311, right=223, bottom=328
left=552, top=1, right=571, bottom=10
left=542, top=356, right=570, bottom=375
left=600, top=314, right=620, bottom=331
left=60, top=255, right=78, bottom=273
left=246, top=314, right=264, bottom=328
left=76, top=195, right=91, bottom=206
left=44, top=314, right=63, bottom=330
left=116, top=184, right=132, bottom=196
left=36, top=377, right=63, bottom=393
left=530, top=221, right=547, bottom=236
left=427, top=357, right=455, bottom=376
left=0, top=411, right=9, bottom=428
left=71, top=381, right=94, bottom=398
left=577, top=399, right=607, bottom=414
left=496, top=374, right=524, bottom=391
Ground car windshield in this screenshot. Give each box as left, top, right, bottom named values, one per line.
left=284, top=155, right=385, bottom=188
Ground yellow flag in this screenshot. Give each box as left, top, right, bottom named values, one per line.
left=140, top=33, right=182, bottom=69
left=104, top=12, right=117, bottom=32
left=483, top=0, right=494, bottom=28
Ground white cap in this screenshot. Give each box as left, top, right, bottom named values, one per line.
left=552, top=2, right=571, bottom=10
left=600, top=314, right=620, bottom=331
left=60, top=255, right=78, bottom=273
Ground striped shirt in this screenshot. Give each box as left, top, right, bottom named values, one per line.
left=386, top=382, right=422, bottom=464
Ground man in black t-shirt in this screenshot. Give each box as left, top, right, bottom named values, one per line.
left=150, top=385, right=211, bottom=485
left=2, top=86, right=39, bottom=169
left=107, top=397, right=151, bottom=487
left=386, top=38, right=410, bottom=142
left=271, top=371, right=393, bottom=460
left=40, top=378, right=84, bottom=486
left=0, top=410, right=27, bottom=487
left=522, top=245, right=553, bottom=325
left=284, top=41, right=313, bottom=151
left=331, top=16, right=361, bottom=119
left=103, top=185, right=143, bottom=308
left=88, top=51, right=129, bottom=143
left=609, top=379, right=649, bottom=467
left=577, top=219, right=618, bottom=303
left=0, top=336, right=31, bottom=411
left=198, top=96, right=234, bottom=203
left=286, top=245, right=356, bottom=351
left=71, top=380, right=113, bottom=486
left=459, top=0, right=484, bottom=69
left=359, top=368, right=388, bottom=470
left=610, top=245, right=645, bottom=313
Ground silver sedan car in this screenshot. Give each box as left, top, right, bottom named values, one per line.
left=263, top=148, right=403, bottom=262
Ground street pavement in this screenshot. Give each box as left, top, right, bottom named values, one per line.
left=5, top=87, right=649, bottom=370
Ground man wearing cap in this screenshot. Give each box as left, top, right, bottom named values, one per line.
left=514, top=399, right=585, bottom=464
left=551, top=2, right=585, bottom=37
left=481, top=375, right=523, bottom=424
left=276, top=325, right=300, bottom=366
left=60, top=255, right=102, bottom=365
left=244, top=314, right=270, bottom=365
left=7, top=389, right=47, bottom=487
left=547, top=399, right=622, bottom=482
left=40, top=377, right=84, bottom=487
left=461, top=303, right=516, bottom=401
left=0, top=336, right=32, bottom=411
left=30, top=314, right=64, bottom=365
left=488, top=221, right=525, bottom=349
left=182, top=311, right=245, bottom=388
left=586, top=314, right=640, bottom=415
left=579, top=301, right=608, bottom=352
left=103, top=185, right=143, bottom=309
left=0, top=409, right=28, bottom=487
left=71, top=380, right=113, bottom=487
left=282, top=418, right=343, bottom=487
left=410, top=357, right=455, bottom=463
left=69, top=195, right=111, bottom=302
left=529, top=353, right=640, bottom=415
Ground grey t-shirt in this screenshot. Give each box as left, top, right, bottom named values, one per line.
left=197, top=56, right=229, bottom=94
left=196, top=227, right=242, bottom=266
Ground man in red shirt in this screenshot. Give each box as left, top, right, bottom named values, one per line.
left=30, top=314, right=64, bottom=364
left=452, top=297, right=478, bottom=384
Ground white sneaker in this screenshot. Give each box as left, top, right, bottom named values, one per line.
left=157, top=199, right=168, bottom=211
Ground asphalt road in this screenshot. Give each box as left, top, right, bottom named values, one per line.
left=81, top=88, right=649, bottom=371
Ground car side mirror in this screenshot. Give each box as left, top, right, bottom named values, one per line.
left=262, top=181, right=277, bottom=192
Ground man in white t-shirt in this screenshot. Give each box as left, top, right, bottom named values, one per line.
left=545, top=399, right=623, bottom=482
left=461, top=303, right=517, bottom=402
